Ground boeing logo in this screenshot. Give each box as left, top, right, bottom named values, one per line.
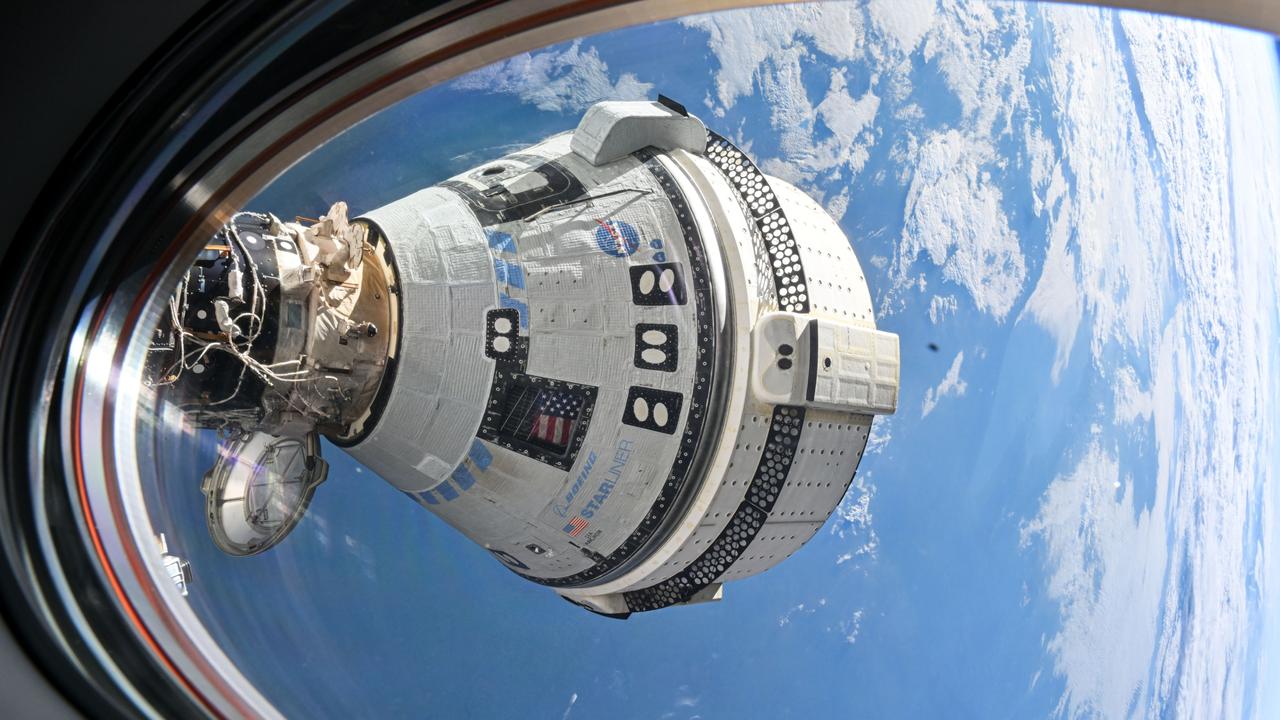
left=580, top=439, right=634, bottom=519
left=554, top=451, right=597, bottom=517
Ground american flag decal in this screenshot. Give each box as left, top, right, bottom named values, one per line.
left=525, top=389, right=582, bottom=449
left=563, top=516, right=589, bottom=537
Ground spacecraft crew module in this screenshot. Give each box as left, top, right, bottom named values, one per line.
left=148, top=97, right=899, bottom=617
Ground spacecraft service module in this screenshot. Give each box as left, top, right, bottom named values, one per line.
left=148, top=98, right=900, bottom=617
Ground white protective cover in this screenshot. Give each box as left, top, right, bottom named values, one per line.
left=349, top=189, right=498, bottom=489
left=571, top=101, right=707, bottom=166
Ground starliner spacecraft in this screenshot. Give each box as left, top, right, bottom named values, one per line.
left=148, top=97, right=899, bottom=617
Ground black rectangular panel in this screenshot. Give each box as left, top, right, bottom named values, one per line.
left=629, top=263, right=687, bottom=306
left=478, top=372, right=597, bottom=470
left=621, top=386, right=684, bottom=435
left=634, top=323, right=678, bottom=372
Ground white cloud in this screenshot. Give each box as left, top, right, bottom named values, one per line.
left=681, top=4, right=865, bottom=111
left=684, top=6, right=881, bottom=191
left=454, top=40, right=652, bottom=113
left=1019, top=207, right=1082, bottom=382
left=865, top=417, right=892, bottom=455
left=896, top=102, right=924, bottom=122
left=673, top=686, right=700, bottom=708
left=874, top=2, right=1037, bottom=321
left=778, top=603, right=799, bottom=626
left=921, top=350, right=967, bottom=417
left=1111, top=365, right=1153, bottom=426
left=1025, top=123, right=1060, bottom=217
left=867, top=0, right=936, bottom=56
left=1023, top=11, right=1280, bottom=719
left=841, top=609, right=865, bottom=645
left=928, top=294, right=957, bottom=324
left=892, top=130, right=1026, bottom=320
left=826, top=186, right=851, bottom=221
left=830, top=472, right=879, bottom=564
left=1026, top=8, right=1170, bottom=370
left=1022, top=441, right=1165, bottom=720
left=777, top=602, right=819, bottom=627
left=760, top=58, right=882, bottom=189
left=818, top=68, right=881, bottom=140
left=922, top=1, right=1031, bottom=138
left=561, top=692, right=578, bottom=720
left=831, top=472, right=874, bottom=532
left=1119, top=17, right=1277, bottom=718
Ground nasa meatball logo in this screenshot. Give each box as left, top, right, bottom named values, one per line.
left=593, top=219, right=640, bottom=257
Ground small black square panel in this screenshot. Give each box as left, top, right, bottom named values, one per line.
left=629, top=263, right=687, bottom=305
left=485, top=308, right=526, bottom=369
left=634, top=323, right=678, bottom=372
left=621, top=386, right=684, bottom=435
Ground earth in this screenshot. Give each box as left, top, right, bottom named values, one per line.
left=153, top=2, right=1280, bottom=717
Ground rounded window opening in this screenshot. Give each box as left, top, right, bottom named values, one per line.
left=46, top=2, right=1280, bottom=718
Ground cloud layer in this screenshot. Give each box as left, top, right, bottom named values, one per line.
left=455, top=40, right=652, bottom=113
left=1023, top=10, right=1279, bottom=719
left=921, top=350, right=967, bottom=417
